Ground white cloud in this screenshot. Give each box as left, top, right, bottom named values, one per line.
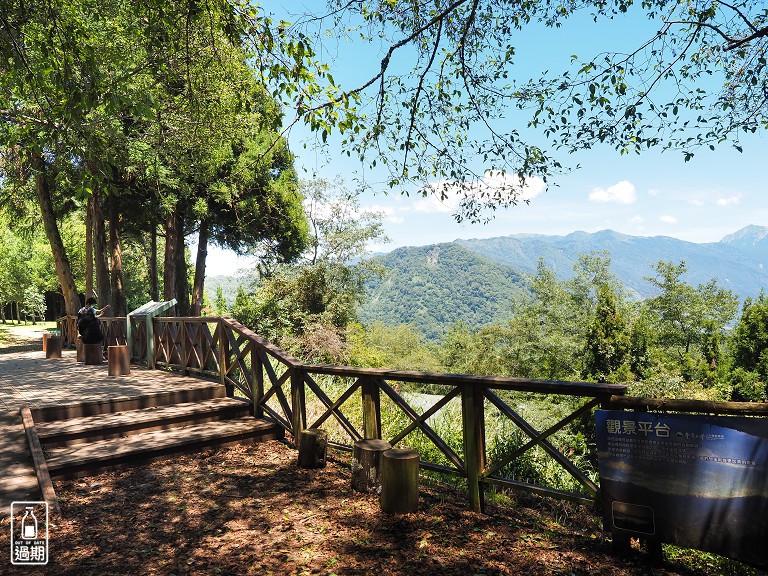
left=413, top=195, right=453, bottom=213
left=629, top=215, right=644, bottom=225
left=367, top=204, right=405, bottom=224
left=418, top=171, right=546, bottom=214
left=717, top=194, right=741, bottom=206
left=660, top=215, right=678, bottom=224
left=589, top=180, right=637, bottom=204
left=688, top=198, right=705, bottom=207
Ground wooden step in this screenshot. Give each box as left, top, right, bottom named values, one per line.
left=45, top=417, right=284, bottom=478
left=36, top=397, right=253, bottom=447
left=30, top=384, right=227, bottom=423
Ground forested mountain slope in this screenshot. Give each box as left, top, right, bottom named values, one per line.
left=456, top=226, right=768, bottom=300
left=358, top=226, right=768, bottom=339
left=357, top=243, right=528, bottom=340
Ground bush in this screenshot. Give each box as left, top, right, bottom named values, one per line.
left=728, top=368, right=767, bottom=402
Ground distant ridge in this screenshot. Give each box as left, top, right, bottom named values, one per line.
left=455, top=225, right=768, bottom=300
left=358, top=226, right=768, bottom=339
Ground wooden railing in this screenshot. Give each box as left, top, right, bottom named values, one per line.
left=57, top=315, right=128, bottom=353
left=55, top=313, right=768, bottom=512
left=141, top=316, right=627, bottom=510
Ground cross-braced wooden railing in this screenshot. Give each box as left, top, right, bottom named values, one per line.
left=144, top=316, right=626, bottom=511
left=57, top=316, right=127, bottom=354
left=57, top=314, right=626, bottom=509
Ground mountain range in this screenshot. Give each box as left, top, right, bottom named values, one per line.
left=357, top=225, right=768, bottom=340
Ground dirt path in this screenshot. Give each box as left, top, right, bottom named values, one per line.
left=0, top=324, right=51, bottom=354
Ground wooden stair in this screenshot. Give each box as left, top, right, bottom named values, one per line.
left=30, top=387, right=283, bottom=480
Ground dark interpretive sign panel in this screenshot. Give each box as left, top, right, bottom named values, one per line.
left=596, top=410, right=768, bottom=568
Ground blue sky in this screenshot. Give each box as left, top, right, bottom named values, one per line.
left=202, top=4, right=768, bottom=276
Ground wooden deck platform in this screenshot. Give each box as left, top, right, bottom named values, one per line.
left=0, top=348, right=280, bottom=507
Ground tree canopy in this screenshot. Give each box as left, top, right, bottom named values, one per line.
left=0, top=0, right=307, bottom=315
left=249, top=1, right=768, bottom=220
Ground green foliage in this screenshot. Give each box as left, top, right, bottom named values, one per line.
left=582, top=284, right=631, bottom=382
left=232, top=262, right=367, bottom=362
left=727, top=368, right=766, bottom=403
left=730, top=293, right=768, bottom=380
left=20, top=287, right=46, bottom=323
left=213, top=286, right=228, bottom=316
left=302, top=176, right=389, bottom=266
left=645, top=260, right=738, bottom=375
left=0, top=212, right=61, bottom=318
left=247, top=3, right=768, bottom=221
left=359, top=243, right=528, bottom=341
left=353, top=321, right=442, bottom=372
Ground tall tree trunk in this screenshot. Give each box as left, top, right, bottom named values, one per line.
left=191, top=219, right=209, bottom=316
left=108, top=196, right=126, bottom=316
left=86, top=196, right=94, bottom=300
left=148, top=226, right=159, bottom=301
left=92, top=189, right=113, bottom=311
left=174, top=216, right=189, bottom=316
left=32, top=155, right=80, bottom=315
left=163, top=208, right=179, bottom=314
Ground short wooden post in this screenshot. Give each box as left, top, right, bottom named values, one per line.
left=76, top=336, right=83, bottom=362
left=83, top=343, right=103, bottom=365
left=45, top=336, right=63, bottom=359
left=297, top=428, right=328, bottom=469
left=107, top=345, right=131, bottom=376
left=380, top=448, right=419, bottom=513
left=352, top=439, right=391, bottom=493
left=42, top=332, right=50, bottom=352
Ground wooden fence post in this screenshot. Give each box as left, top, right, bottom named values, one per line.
left=462, top=383, right=486, bottom=513
left=291, top=367, right=306, bottom=443
left=252, top=345, right=264, bottom=417
left=180, top=319, right=187, bottom=375
left=147, top=317, right=156, bottom=369
left=362, top=376, right=382, bottom=440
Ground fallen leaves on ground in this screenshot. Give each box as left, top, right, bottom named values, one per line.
left=0, top=440, right=754, bottom=575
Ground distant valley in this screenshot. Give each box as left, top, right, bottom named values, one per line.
left=357, top=225, right=768, bottom=339
left=208, top=225, right=768, bottom=341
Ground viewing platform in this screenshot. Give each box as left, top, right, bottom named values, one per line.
left=0, top=346, right=273, bottom=504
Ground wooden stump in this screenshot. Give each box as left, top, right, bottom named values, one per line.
left=297, top=428, right=328, bottom=469
left=83, top=343, right=103, bottom=365
left=352, top=439, right=392, bottom=493
left=76, top=336, right=83, bottom=362
left=108, top=345, right=130, bottom=376
left=45, top=336, right=62, bottom=359
left=380, top=448, right=419, bottom=513
left=42, top=332, right=51, bottom=352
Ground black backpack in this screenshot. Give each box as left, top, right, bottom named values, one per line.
left=77, top=309, right=102, bottom=343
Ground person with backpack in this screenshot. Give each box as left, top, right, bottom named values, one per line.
left=77, top=297, right=110, bottom=345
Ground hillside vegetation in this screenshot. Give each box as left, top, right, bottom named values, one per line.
left=357, top=243, right=528, bottom=340
left=456, top=226, right=768, bottom=300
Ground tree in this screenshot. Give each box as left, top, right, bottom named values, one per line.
left=730, top=293, right=768, bottom=380
left=302, top=176, right=389, bottom=265
left=645, top=260, right=738, bottom=370
left=1, top=0, right=308, bottom=317
left=20, top=287, right=46, bottom=324
left=233, top=177, right=389, bottom=358
left=245, top=1, right=768, bottom=221
left=582, top=284, right=631, bottom=383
